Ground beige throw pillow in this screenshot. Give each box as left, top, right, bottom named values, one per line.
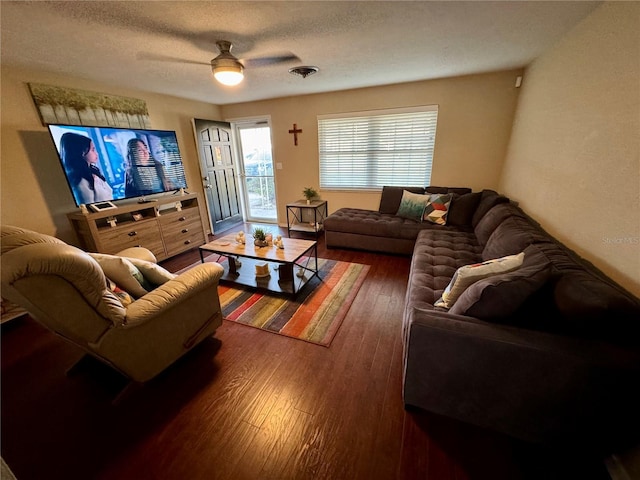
left=435, top=252, right=525, bottom=309
left=89, top=253, right=150, bottom=299
left=124, top=256, right=176, bottom=286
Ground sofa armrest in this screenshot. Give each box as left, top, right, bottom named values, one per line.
left=403, top=307, right=640, bottom=444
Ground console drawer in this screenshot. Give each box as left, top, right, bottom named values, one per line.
left=163, top=224, right=205, bottom=257
left=99, top=221, right=165, bottom=259
left=160, top=208, right=205, bottom=256
left=158, top=208, right=201, bottom=228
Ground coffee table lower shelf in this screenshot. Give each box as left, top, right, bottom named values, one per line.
left=208, top=255, right=317, bottom=297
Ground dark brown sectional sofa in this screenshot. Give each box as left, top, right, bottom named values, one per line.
left=325, top=187, right=640, bottom=447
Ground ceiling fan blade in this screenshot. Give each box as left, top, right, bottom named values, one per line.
left=136, top=52, right=210, bottom=66
left=243, top=53, right=301, bottom=68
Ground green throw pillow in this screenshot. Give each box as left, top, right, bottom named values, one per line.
left=396, top=190, right=430, bottom=222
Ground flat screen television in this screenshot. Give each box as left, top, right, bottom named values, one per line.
left=47, top=124, right=188, bottom=207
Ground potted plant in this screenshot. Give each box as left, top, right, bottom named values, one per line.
left=252, top=227, right=269, bottom=247
left=303, top=187, right=318, bottom=204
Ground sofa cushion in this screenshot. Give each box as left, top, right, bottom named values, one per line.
left=422, top=193, right=452, bottom=225
left=471, top=190, right=510, bottom=228
left=447, top=192, right=482, bottom=227
left=396, top=190, right=431, bottom=222
left=474, top=202, right=524, bottom=246
left=405, top=229, right=483, bottom=309
left=435, top=252, right=525, bottom=309
left=555, top=272, right=640, bottom=344
left=426, top=186, right=472, bottom=195
left=482, top=215, right=550, bottom=260
left=378, top=186, right=425, bottom=214
left=324, top=208, right=453, bottom=240
left=450, top=245, right=552, bottom=320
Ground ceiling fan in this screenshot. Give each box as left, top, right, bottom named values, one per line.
left=140, top=40, right=300, bottom=87
left=210, top=40, right=247, bottom=86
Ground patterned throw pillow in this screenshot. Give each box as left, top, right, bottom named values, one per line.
left=396, top=190, right=431, bottom=222
left=435, top=252, right=525, bottom=309
left=423, top=193, right=453, bottom=225
left=106, top=278, right=134, bottom=306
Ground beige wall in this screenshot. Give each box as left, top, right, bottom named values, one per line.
left=1, top=66, right=521, bottom=244
left=221, top=69, right=522, bottom=222
left=500, top=2, right=640, bottom=296
left=0, top=65, right=221, bottom=243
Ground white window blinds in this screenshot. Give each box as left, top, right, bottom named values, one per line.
left=317, top=105, right=438, bottom=190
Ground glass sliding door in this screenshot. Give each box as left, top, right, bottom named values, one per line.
left=235, top=121, right=277, bottom=222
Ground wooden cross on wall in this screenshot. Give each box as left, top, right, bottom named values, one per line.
left=288, top=123, right=302, bottom=146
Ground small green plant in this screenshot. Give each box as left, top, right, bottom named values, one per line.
left=252, top=227, right=267, bottom=241
left=303, top=187, right=318, bottom=200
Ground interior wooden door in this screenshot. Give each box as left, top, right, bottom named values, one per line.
left=192, top=119, right=242, bottom=234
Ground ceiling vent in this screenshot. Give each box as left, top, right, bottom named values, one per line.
left=288, top=66, right=319, bottom=78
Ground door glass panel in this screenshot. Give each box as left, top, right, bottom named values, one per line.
left=238, top=126, right=277, bottom=221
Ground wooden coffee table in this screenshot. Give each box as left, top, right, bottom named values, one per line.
left=199, top=233, right=318, bottom=298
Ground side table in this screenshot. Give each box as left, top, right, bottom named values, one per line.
left=286, top=200, right=328, bottom=238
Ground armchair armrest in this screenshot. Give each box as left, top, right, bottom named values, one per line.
left=124, top=262, right=224, bottom=325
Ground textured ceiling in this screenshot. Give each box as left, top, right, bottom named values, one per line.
left=1, top=1, right=601, bottom=105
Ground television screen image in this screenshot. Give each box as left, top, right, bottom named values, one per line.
left=47, top=124, right=188, bottom=206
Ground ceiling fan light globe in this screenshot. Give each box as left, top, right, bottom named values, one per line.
left=214, top=69, right=244, bottom=86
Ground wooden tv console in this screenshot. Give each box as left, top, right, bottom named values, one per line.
left=67, top=193, right=207, bottom=262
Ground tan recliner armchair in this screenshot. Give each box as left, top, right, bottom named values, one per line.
left=1, top=225, right=224, bottom=398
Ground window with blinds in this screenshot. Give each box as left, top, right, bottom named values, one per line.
left=317, top=106, right=438, bottom=191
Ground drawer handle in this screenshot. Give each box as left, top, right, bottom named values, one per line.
left=179, top=216, right=187, bottom=221
left=184, top=240, right=192, bottom=245
left=181, top=228, right=189, bottom=233
left=128, top=231, right=137, bottom=237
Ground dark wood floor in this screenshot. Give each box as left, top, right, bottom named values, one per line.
left=1, top=225, right=611, bottom=480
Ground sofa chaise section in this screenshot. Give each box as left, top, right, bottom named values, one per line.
left=324, top=186, right=477, bottom=254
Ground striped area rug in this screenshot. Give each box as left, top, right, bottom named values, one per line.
left=204, top=258, right=369, bottom=346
